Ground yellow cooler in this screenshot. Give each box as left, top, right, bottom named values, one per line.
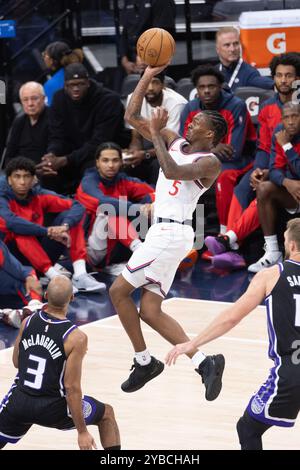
left=239, top=9, right=300, bottom=68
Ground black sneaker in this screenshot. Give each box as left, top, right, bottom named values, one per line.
left=121, top=356, right=164, bottom=393
left=196, top=354, right=225, bottom=401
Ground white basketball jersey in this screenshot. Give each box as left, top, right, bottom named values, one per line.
left=154, top=137, right=214, bottom=222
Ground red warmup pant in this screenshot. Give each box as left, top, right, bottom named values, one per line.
left=215, top=163, right=253, bottom=226
left=226, top=196, right=260, bottom=242
left=9, top=222, right=86, bottom=274
left=105, top=215, right=139, bottom=265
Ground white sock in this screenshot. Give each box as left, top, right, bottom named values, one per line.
left=135, top=349, right=151, bottom=366
left=264, top=235, right=279, bottom=252
left=88, top=214, right=108, bottom=250
left=73, top=259, right=87, bottom=278
left=220, top=224, right=227, bottom=235
left=45, top=266, right=60, bottom=279
left=226, top=230, right=239, bottom=250
left=130, top=239, right=142, bottom=252
left=191, top=351, right=206, bottom=368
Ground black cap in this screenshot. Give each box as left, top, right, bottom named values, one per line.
left=65, top=63, right=89, bottom=81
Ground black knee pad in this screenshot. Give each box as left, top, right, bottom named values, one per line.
left=236, top=411, right=271, bottom=450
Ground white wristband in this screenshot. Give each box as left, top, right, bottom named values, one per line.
left=282, top=143, right=293, bottom=152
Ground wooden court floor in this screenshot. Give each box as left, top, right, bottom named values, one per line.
left=1, top=298, right=299, bottom=450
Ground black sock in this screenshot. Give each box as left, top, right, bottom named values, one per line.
left=104, top=445, right=121, bottom=450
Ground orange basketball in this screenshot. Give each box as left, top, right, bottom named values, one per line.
left=136, top=28, right=175, bottom=67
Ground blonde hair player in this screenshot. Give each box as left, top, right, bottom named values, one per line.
left=166, top=218, right=300, bottom=450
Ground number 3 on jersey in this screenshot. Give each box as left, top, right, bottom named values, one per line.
left=24, top=354, right=46, bottom=389
left=169, top=180, right=182, bottom=196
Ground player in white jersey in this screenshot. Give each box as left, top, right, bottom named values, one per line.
left=110, top=64, right=228, bottom=398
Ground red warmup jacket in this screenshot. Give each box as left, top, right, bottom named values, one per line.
left=76, top=169, right=155, bottom=225
left=0, top=180, right=85, bottom=237
left=257, top=94, right=284, bottom=154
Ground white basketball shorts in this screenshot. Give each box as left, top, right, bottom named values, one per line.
left=122, top=222, right=194, bottom=297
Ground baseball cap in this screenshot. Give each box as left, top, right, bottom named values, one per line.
left=65, top=63, right=89, bottom=81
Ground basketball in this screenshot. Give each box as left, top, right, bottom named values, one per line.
left=136, top=28, right=176, bottom=67
left=178, top=249, right=199, bottom=272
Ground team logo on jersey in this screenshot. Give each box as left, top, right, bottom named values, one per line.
left=251, top=395, right=265, bottom=414
left=245, top=96, right=259, bottom=116
left=82, top=399, right=92, bottom=418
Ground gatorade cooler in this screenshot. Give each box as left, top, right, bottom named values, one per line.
left=239, top=9, right=300, bottom=68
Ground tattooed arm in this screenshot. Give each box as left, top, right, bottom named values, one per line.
left=150, top=107, right=221, bottom=186
left=125, top=65, right=176, bottom=147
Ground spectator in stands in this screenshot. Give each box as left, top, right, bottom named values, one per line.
left=4, top=81, right=59, bottom=192
left=215, top=26, right=274, bottom=91
left=180, top=65, right=256, bottom=235
left=248, top=102, right=300, bottom=272
left=42, top=41, right=84, bottom=106
left=0, top=239, right=42, bottom=310
left=117, top=0, right=176, bottom=90
left=36, top=63, right=130, bottom=195
left=0, top=157, right=105, bottom=293
left=76, top=142, right=154, bottom=269
left=204, top=52, right=300, bottom=270
left=188, top=26, right=274, bottom=100
left=124, top=70, right=187, bottom=184
left=4, top=82, right=49, bottom=167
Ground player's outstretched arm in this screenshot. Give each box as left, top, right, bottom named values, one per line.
left=64, top=330, right=97, bottom=450
left=165, top=270, right=268, bottom=365
left=125, top=65, right=176, bottom=145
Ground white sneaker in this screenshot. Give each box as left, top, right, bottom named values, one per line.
left=0, top=308, right=22, bottom=328
left=248, top=251, right=282, bottom=273
left=101, top=262, right=127, bottom=276
left=25, top=299, right=44, bottom=312
left=72, top=273, right=106, bottom=293
left=73, top=285, right=79, bottom=295
left=53, top=263, right=72, bottom=278
left=0, top=300, right=45, bottom=329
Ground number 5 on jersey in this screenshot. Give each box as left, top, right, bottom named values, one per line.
left=169, top=180, right=182, bottom=196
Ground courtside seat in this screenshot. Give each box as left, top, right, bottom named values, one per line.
left=234, top=86, right=275, bottom=125
left=176, top=77, right=194, bottom=100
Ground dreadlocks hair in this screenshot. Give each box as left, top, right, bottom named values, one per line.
left=202, top=110, right=228, bottom=146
